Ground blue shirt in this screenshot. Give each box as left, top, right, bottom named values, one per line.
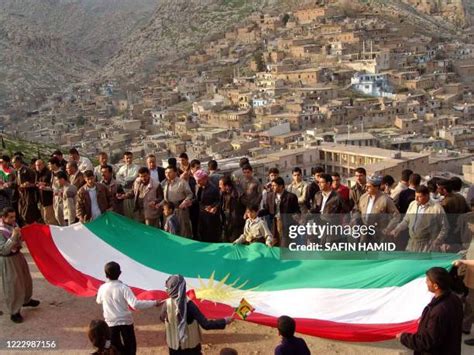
left=275, top=336, right=311, bottom=355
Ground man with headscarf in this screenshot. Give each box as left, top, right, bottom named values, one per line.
left=0, top=207, right=40, bottom=323
left=160, top=275, right=233, bottom=354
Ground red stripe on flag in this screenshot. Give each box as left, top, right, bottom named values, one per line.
left=21, top=224, right=419, bottom=342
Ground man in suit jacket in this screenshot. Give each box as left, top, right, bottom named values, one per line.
left=76, top=170, right=111, bottom=223
left=357, top=175, right=400, bottom=243
left=66, top=161, right=85, bottom=190
left=259, top=177, right=300, bottom=247
left=311, top=174, right=345, bottom=215
left=147, top=154, right=166, bottom=184
left=311, top=174, right=346, bottom=244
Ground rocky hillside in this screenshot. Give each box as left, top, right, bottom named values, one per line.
left=0, top=0, right=158, bottom=113
left=102, top=0, right=297, bottom=76
left=2, top=0, right=474, bottom=115
left=104, top=0, right=473, bottom=79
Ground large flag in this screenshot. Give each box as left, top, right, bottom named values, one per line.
left=22, top=212, right=457, bottom=342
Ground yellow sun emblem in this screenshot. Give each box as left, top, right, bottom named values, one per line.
left=190, top=271, right=256, bottom=304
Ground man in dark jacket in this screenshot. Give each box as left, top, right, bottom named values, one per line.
left=397, top=173, right=421, bottom=214
left=219, top=176, right=245, bottom=242
left=275, top=315, right=310, bottom=355
left=34, top=159, right=57, bottom=225
left=305, top=166, right=324, bottom=210
left=438, top=179, right=470, bottom=252
left=310, top=173, right=346, bottom=244
left=12, top=156, right=41, bottom=225
left=398, top=267, right=463, bottom=355
left=259, top=177, right=300, bottom=247
left=76, top=170, right=111, bottom=223
left=310, top=174, right=345, bottom=215
left=194, top=170, right=222, bottom=243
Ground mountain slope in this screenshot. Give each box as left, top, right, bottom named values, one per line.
left=0, top=0, right=158, bottom=113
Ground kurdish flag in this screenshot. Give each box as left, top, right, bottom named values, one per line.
left=22, top=212, right=457, bottom=342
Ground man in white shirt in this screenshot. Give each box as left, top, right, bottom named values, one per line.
left=96, top=262, right=160, bottom=355
left=390, top=169, right=413, bottom=205
left=116, top=152, right=140, bottom=219
left=146, top=154, right=165, bottom=184
left=69, top=148, right=93, bottom=173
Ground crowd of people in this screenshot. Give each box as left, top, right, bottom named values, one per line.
left=2, top=147, right=474, bottom=354
left=1, top=148, right=473, bottom=251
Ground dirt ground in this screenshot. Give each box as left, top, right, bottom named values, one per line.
left=0, top=250, right=473, bottom=355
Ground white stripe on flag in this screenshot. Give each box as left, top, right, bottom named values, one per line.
left=51, top=224, right=431, bottom=324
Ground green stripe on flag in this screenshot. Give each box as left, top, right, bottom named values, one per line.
left=86, top=213, right=457, bottom=291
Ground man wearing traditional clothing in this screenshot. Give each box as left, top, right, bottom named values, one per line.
left=158, top=166, right=193, bottom=238
left=116, top=152, right=139, bottom=219
left=194, top=170, right=222, bottom=242
left=438, top=179, right=470, bottom=252
left=12, top=155, right=41, bottom=225
left=119, top=167, right=163, bottom=227
left=390, top=185, right=448, bottom=252
left=0, top=207, right=40, bottom=323
left=219, top=176, right=246, bottom=242
left=56, top=171, right=78, bottom=226
left=35, top=159, right=58, bottom=225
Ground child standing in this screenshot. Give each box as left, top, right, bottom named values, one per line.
left=163, top=201, right=180, bottom=236
left=96, top=261, right=159, bottom=355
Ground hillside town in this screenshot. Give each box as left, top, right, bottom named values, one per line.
left=2, top=2, right=474, bottom=354
left=1, top=2, right=474, bottom=186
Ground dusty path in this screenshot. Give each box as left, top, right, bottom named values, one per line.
left=0, top=250, right=472, bottom=354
